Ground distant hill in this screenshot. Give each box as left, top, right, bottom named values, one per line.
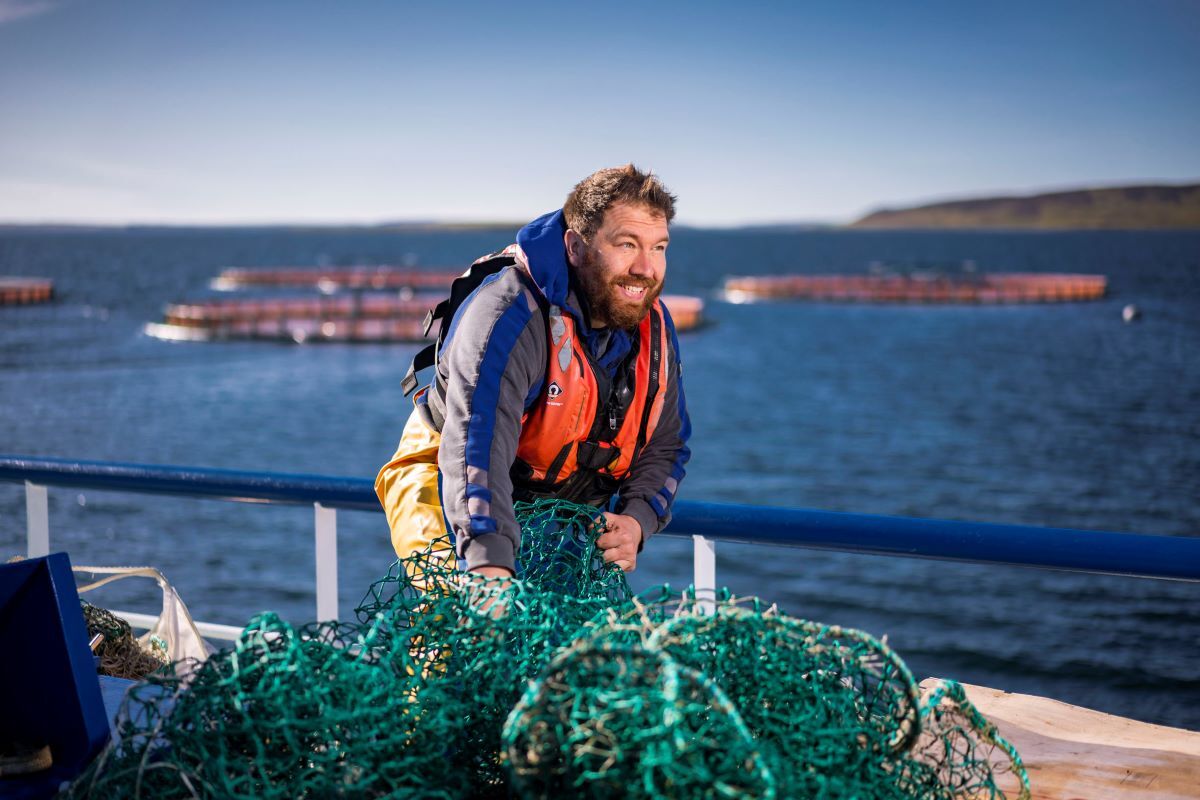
left=851, top=183, right=1200, bottom=230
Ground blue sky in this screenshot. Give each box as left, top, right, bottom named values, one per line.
left=1, top=0, right=1197, bottom=225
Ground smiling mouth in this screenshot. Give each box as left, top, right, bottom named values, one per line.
left=617, top=284, right=647, bottom=298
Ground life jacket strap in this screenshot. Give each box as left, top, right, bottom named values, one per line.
left=575, top=440, right=620, bottom=471
left=421, top=302, right=442, bottom=337
left=401, top=254, right=518, bottom=398
left=402, top=344, right=436, bottom=397
left=511, top=464, right=621, bottom=507
left=627, top=308, right=663, bottom=469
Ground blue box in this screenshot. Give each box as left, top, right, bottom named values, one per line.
left=0, top=553, right=110, bottom=798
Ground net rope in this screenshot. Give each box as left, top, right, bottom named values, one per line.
left=67, top=498, right=1030, bottom=799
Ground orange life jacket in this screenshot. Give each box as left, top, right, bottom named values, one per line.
left=513, top=289, right=669, bottom=501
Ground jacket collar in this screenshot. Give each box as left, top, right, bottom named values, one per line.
left=515, top=209, right=633, bottom=372
left=516, top=209, right=573, bottom=311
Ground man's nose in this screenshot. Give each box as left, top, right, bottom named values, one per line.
left=629, top=250, right=654, bottom=277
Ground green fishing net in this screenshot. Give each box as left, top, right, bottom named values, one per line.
left=80, top=600, right=169, bottom=681
left=66, top=498, right=1030, bottom=799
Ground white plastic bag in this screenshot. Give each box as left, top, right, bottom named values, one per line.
left=74, top=565, right=216, bottom=670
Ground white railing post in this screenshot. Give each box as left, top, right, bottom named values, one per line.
left=25, top=481, right=49, bottom=557
left=693, top=534, right=716, bottom=613
left=314, top=502, right=339, bottom=621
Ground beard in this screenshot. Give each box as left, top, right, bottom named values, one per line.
left=576, top=249, right=663, bottom=331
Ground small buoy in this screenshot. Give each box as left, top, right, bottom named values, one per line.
left=1122, top=304, right=1141, bottom=323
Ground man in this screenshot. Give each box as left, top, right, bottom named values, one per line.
left=376, top=164, right=690, bottom=580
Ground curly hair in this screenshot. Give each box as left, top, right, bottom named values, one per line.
left=563, top=164, right=676, bottom=241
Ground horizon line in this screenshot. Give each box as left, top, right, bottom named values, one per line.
left=0, top=217, right=846, bottom=231
left=3, top=179, right=1196, bottom=232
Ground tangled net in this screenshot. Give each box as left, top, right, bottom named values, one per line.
left=67, top=498, right=1030, bottom=799
left=80, top=600, right=169, bottom=681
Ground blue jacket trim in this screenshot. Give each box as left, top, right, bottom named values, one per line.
left=469, top=515, right=498, bottom=535
left=463, top=298, right=535, bottom=473
left=658, top=303, right=692, bottom=516
left=649, top=495, right=666, bottom=518
left=662, top=302, right=692, bottom=459
left=466, top=482, right=492, bottom=503
left=443, top=270, right=508, bottom=355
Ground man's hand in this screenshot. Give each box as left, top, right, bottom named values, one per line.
left=596, top=512, right=643, bottom=572
left=464, top=565, right=514, bottom=618
left=469, top=565, right=514, bottom=581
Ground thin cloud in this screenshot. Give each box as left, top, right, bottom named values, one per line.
left=0, top=0, right=60, bottom=25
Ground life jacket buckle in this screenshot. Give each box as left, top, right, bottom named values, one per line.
left=576, top=440, right=620, bottom=471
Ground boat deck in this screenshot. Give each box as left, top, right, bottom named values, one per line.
left=938, top=681, right=1200, bottom=799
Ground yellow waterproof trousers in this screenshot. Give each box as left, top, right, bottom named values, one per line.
left=375, top=406, right=455, bottom=568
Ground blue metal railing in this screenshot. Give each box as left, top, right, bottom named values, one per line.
left=3, top=455, right=379, bottom=511
left=4, top=454, right=1198, bottom=583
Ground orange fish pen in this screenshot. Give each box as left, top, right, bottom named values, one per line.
left=211, top=266, right=462, bottom=292
left=0, top=277, right=54, bottom=305
left=147, top=292, right=705, bottom=343
left=660, top=294, right=704, bottom=331
left=163, top=295, right=432, bottom=326
left=723, top=273, right=1107, bottom=304
left=148, top=293, right=435, bottom=343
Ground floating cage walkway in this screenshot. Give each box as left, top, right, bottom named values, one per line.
left=146, top=295, right=704, bottom=343
left=211, top=266, right=462, bottom=291
left=147, top=288, right=705, bottom=343
left=0, top=277, right=54, bottom=305
left=150, top=295, right=432, bottom=342
left=724, top=273, right=1108, bottom=304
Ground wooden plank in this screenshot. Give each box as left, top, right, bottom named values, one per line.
left=923, top=679, right=1200, bottom=800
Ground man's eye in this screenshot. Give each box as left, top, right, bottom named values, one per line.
left=620, top=242, right=635, bottom=249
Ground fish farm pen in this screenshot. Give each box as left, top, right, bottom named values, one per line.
left=210, top=266, right=463, bottom=291
left=723, top=273, right=1107, bottom=303
left=147, top=262, right=707, bottom=344
left=0, top=277, right=54, bottom=305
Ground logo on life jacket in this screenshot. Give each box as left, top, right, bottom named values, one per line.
left=546, top=381, right=563, bottom=399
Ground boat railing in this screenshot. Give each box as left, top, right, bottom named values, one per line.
left=3, top=454, right=1198, bottom=640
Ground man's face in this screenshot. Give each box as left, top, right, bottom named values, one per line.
left=570, top=201, right=670, bottom=330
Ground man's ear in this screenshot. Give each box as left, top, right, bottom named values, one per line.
left=564, top=229, right=586, bottom=268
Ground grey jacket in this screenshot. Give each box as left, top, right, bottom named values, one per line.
left=425, top=214, right=690, bottom=573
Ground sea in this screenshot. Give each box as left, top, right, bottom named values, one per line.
left=1, top=225, right=1198, bottom=730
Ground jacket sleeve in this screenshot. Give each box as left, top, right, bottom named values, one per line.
left=615, top=306, right=691, bottom=544
left=433, top=272, right=546, bottom=573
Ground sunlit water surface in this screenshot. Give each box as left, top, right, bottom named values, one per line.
left=2, top=227, right=1197, bottom=728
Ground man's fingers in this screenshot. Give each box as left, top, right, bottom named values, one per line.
left=603, top=549, right=634, bottom=571
left=596, top=530, right=635, bottom=550
left=596, top=515, right=637, bottom=572
left=601, top=545, right=636, bottom=571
